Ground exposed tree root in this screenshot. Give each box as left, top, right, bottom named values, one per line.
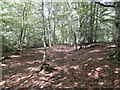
left=8, top=63, right=56, bottom=90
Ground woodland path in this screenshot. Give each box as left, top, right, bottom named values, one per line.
left=2, top=43, right=120, bottom=89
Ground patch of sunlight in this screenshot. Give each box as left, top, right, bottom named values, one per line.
left=115, top=68, right=120, bottom=71
left=54, top=48, right=72, bottom=52
left=16, top=75, right=30, bottom=82
left=88, top=58, right=92, bottom=60
left=9, top=55, right=21, bottom=58
left=27, top=67, right=39, bottom=71
left=83, top=58, right=92, bottom=63
left=56, top=57, right=61, bottom=60
left=27, top=61, right=38, bottom=64
left=115, top=71, right=119, bottom=74
left=56, top=82, right=62, bottom=87
left=64, top=56, right=68, bottom=59
left=26, top=54, right=33, bottom=56
left=55, top=67, right=62, bottom=70
left=34, top=81, right=41, bottom=85
left=96, top=67, right=103, bottom=71
left=93, top=71, right=99, bottom=79
left=104, top=65, right=109, bottom=68
left=88, top=72, right=92, bottom=76
left=97, top=57, right=103, bottom=61
left=38, top=50, right=44, bottom=54
left=11, top=73, right=22, bottom=78
left=74, top=82, right=78, bottom=87
left=88, top=71, right=99, bottom=79
left=33, top=52, right=38, bottom=54
left=64, top=68, right=68, bottom=73
left=62, top=77, right=67, bottom=80
left=84, top=64, right=88, bottom=67
left=102, top=53, right=107, bottom=55
left=108, top=45, right=116, bottom=48
left=52, top=60, right=55, bottom=61
left=16, top=62, right=21, bottom=66
left=98, top=82, right=104, bottom=85
left=0, top=81, right=6, bottom=86
left=81, top=84, right=85, bottom=87
left=70, top=65, right=79, bottom=70
left=90, top=50, right=100, bottom=53
left=0, top=64, right=7, bottom=67
left=115, top=68, right=120, bottom=74
left=47, top=73, right=54, bottom=77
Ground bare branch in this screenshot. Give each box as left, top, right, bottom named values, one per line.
left=95, top=2, right=115, bottom=8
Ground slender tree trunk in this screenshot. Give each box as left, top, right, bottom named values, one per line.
left=48, top=6, right=52, bottom=47
left=42, top=1, right=46, bottom=61
left=61, top=22, right=64, bottom=45
left=67, top=2, right=74, bottom=45
left=26, top=33, right=30, bottom=49
left=52, top=3, right=56, bottom=46
left=94, top=5, right=98, bottom=43
left=22, top=24, right=27, bottom=43
left=74, top=32, right=77, bottom=50
left=18, top=5, right=26, bottom=50
left=89, top=3, right=94, bottom=44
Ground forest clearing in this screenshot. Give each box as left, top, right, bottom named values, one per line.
left=1, top=0, right=120, bottom=90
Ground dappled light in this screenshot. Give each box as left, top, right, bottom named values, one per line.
left=1, top=0, right=120, bottom=89
left=9, top=55, right=21, bottom=58
left=97, top=57, right=104, bottom=61
left=90, top=49, right=101, bottom=53
left=2, top=43, right=120, bottom=89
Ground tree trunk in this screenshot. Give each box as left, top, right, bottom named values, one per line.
left=94, top=5, right=99, bottom=43
left=18, top=5, right=26, bottom=50
left=48, top=5, right=52, bottom=47
left=115, top=2, right=120, bottom=60
left=95, top=2, right=120, bottom=60
left=89, top=3, right=95, bottom=44
left=42, top=1, right=46, bottom=61
left=61, top=22, right=65, bottom=45
left=74, top=32, right=77, bottom=50
left=52, top=3, right=56, bottom=46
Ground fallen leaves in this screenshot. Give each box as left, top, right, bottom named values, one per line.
left=2, top=44, right=119, bottom=89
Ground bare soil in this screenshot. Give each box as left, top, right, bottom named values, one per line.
left=1, top=43, right=120, bottom=89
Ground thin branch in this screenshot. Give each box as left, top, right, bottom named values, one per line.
left=95, top=2, right=115, bottom=8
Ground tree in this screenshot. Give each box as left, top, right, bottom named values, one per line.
left=42, top=1, right=46, bottom=61
left=96, top=2, right=120, bottom=60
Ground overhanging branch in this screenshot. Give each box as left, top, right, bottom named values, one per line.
left=95, top=2, right=115, bottom=8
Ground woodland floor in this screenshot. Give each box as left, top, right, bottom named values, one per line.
left=1, top=43, right=120, bottom=90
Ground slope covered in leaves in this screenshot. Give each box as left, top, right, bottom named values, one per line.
left=2, top=43, right=120, bottom=89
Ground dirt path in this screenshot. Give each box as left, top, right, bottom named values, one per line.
left=2, top=43, right=120, bottom=89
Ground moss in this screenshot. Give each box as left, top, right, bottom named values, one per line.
left=41, top=63, right=56, bottom=71
left=107, top=52, right=120, bottom=63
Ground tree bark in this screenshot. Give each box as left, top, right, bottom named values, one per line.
left=74, top=32, right=77, bottom=50
left=115, top=2, right=120, bottom=60
left=48, top=4, right=52, bottom=47
left=42, top=1, right=46, bottom=61
left=94, top=5, right=99, bottom=43
left=18, top=5, right=26, bottom=50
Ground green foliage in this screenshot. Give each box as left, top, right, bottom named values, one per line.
left=1, top=1, right=116, bottom=53
left=2, top=35, right=16, bottom=53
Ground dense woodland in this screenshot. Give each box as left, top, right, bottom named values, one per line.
left=1, top=0, right=120, bottom=89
